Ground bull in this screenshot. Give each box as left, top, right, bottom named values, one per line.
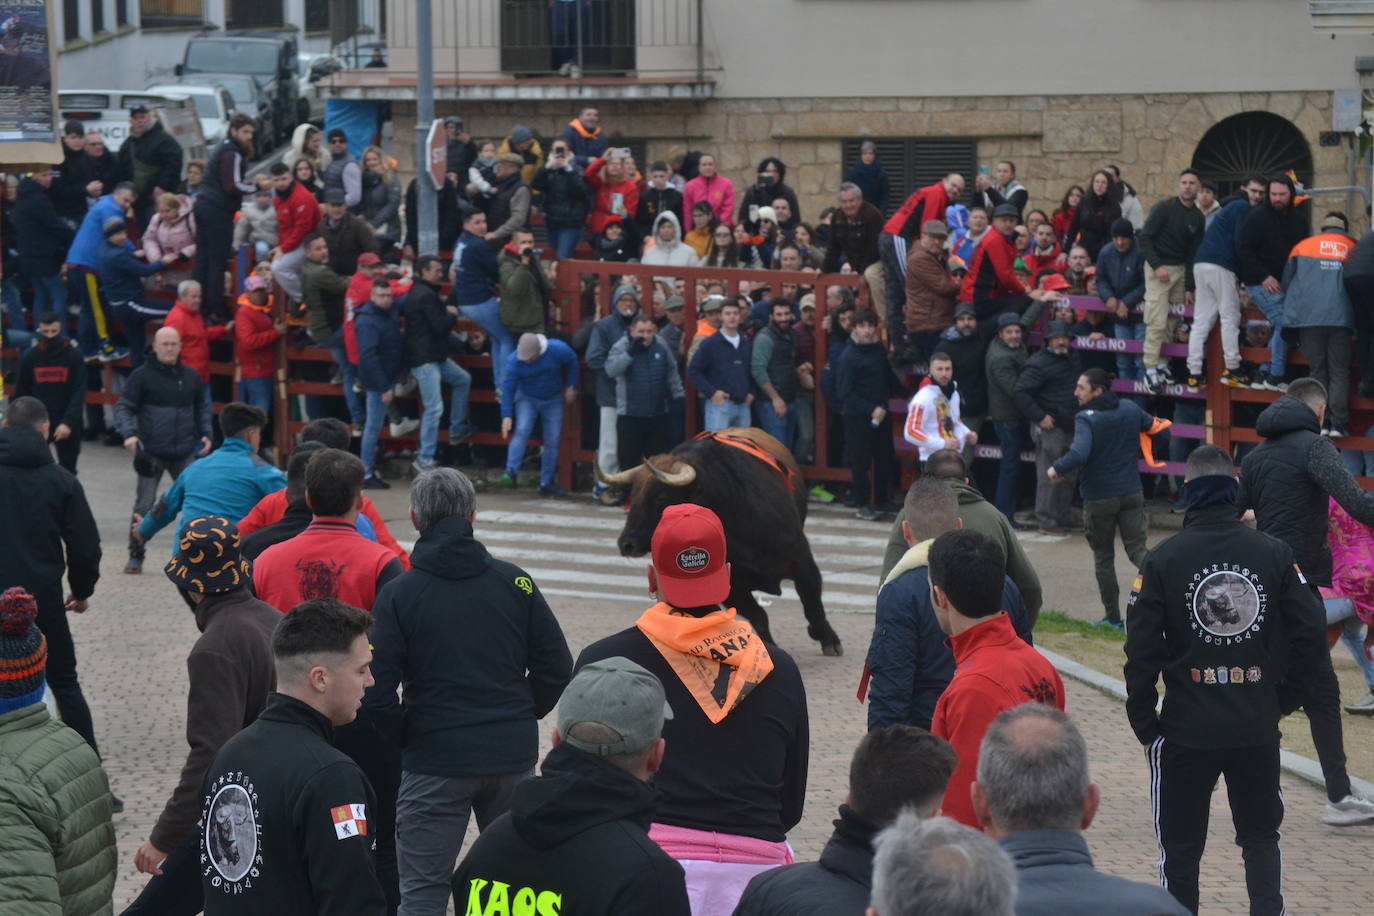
left=598, top=428, right=843, bottom=656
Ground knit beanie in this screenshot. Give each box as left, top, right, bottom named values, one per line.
left=0, top=588, right=47, bottom=713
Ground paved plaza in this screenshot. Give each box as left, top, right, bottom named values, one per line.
left=57, top=444, right=1372, bottom=914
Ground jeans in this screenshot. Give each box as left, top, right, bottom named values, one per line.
left=413, top=359, right=472, bottom=463
left=1247, top=285, right=1287, bottom=377
left=319, top=328, right=362, bottom=424
left=703, top=398, right=751, bottom=432
left=31, top=272, right=65, bottom=315
left=130, top=452, right=197, bottom=558
left=546, top=224, right=582, bottom=260
left=362, top=389, right=388, bottom=476
left=2, top=278, right=24, bottom=332
left=237, top=376, right=273, bottom=413
left=596, top=404, right=618, bottom=475
left=1297, top=326, right=1351, bottom=428
left=1325, top=597, right=1374, bottom=687
left=397, top=770, right=525, bottom=916
left=1083, top=491, right=1148, bottom=620
left=550, top=0, right=590, bottom=69
left=507, top=392, right=563, bottom=487
left=1112, top=320, right=1146, bottom=380
left=992, top=420, right=1028, bottom=521
left=459, top=297, right=514, bottom=389
left=755, top=399, right=797, bottom=453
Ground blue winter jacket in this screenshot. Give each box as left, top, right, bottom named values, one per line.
left=139, top=437, right=286, bottom=544
left=1001, top=830, right=1190, bottom=916
left=354, top=301, right=405, bottom=392
left=687, top=331, right=753, bottom=402
left=1052, top=391, right=1154, bottom=501
left=452, top=229, right=500, bottom=305
left=1192, top=197, right=1253, bottom=274
left=98, top=239, right=169, bottom=303
left=68, top=195, right=125, bottom=270
left=500, top=339, right=579, bottom=416
left=1094, top=241, right=1145, bottom=318
left=605, top=334, right=683, bottom=418
left=867, top=539, right=1031, bottom=731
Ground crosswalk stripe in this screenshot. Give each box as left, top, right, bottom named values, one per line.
left=505, top=497, right=906, bottom=536
left=469, top=510, right=890, bottom=551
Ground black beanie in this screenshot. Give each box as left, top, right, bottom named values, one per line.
left=1110, top=218, right=1135, bottom=239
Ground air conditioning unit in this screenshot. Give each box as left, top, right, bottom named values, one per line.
left=1311, top=0, right=1374, bottom=31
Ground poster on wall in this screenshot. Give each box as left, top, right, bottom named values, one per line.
left=0, top=0, right=60, bottom=165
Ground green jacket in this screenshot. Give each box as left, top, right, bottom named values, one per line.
left=498, top=248, right=548, bottom=336
left=0, top=703, right=116, bottom=915
left=881, top=479, right=1043, bottom=623
left=301, top=258, right=350, bottom=343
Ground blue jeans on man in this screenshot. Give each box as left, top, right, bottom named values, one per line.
left=1113, top=320, right=1147, bottom=380
left=459, top=297, right=514, bottom=389
left=507, top=392, right=563, bottom=488
left=1325, top=598, right=1374, bottom=688
left=755, top=399, right=796, bottom=451
left=703, top=398, right=751, bottom=432
left=546, top=225, right=582, bottom=260
left=362, top=389, right=388, bottom=477
left=1246, top=285, right=1287, bottom=377
left=238, top=376, right=273, bottom=413
left=993, top=420, right=1027, bottom=522
left=413, top=359, right=472, bottom=465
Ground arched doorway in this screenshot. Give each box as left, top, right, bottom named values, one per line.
left=1191, top=112, right=1313, bottom=198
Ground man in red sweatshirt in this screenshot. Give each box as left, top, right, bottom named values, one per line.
left=268, top=160, right=323, bottom=302
left=928, top=528, right=1064, bottom=828
left=961, top=203, right=1031, bottom=321
left=233, top=275, right=285, bottom=414
left=164, top=279, right=230, bottom=414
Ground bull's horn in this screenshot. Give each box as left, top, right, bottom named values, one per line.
left=594, top=463, right=643, bottom=486
left=647, top=460, right=697, bottom=487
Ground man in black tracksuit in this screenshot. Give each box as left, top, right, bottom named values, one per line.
left=835, top=309, right=903, bottom=520
left=1238, top=381, right=1374, bottom=825
left=16, top=316, right=87, bottom=474
left=365, top=468, right=572, bottom=915
left=200, top=599, right=387, bottom=915
left=1126, top=445, right=1326, bottom=915
left=0, top=397, right=102, bottom=755
left=193, top=116, right=258, bottom=318
left=451, top=658, right=690, bottom=916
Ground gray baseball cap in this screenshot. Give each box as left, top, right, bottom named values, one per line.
left=558, top=657, right=673, bottom=757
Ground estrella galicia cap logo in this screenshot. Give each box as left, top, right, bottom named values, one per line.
left=677, top=546, right=710, bottom=573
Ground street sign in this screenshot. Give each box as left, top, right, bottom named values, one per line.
left=426, top=118, right=446, bottom=190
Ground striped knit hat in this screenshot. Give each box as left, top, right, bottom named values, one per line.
left=0, top=588, right=46, bottom=711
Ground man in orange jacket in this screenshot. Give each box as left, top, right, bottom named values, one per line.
left=233, top=275, right=285, bottom=414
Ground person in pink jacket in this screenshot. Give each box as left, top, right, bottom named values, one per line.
left=142, top=192, right=197, bottom=288
left=1318, top=496, right=1374, bottom=714
left=683, top=153, right=736, bottom=226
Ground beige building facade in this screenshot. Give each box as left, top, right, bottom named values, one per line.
left=331, top=0, right=1374, bottom=223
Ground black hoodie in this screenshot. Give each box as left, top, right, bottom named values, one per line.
left=16, top=335, right=87, bottom=432
left=0, top=425, right=101, bottom=598
left=452, top=742, right=690, bottom=916
left=13, top=177, right=74, bottom=276
left=364, top=515, right=573, bottom=777
left=1237, top=175, right=1308, bottom=287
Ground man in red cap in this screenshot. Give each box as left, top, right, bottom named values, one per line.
left=576, top=503, right=810, bottom=915
left=233, top=275, right=287, bottom=415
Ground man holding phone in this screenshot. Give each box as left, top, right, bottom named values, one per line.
left=533, top=141, right=590, bottom=260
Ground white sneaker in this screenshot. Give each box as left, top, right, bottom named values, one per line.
left=1322, top=793, right=1374, bottom=826
left=389, top=418, right=421, bottom=437
left=1344, top=690, right=1374, bottom=715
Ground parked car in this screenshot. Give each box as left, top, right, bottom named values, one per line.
left=178, top=33, right=299, bottom=147
left=57, top=90, right=208, bottom=169
left=143, top=83, right=234, bottom=144
left=177, top=73, right=272, bottom=140
left=297, top=53, right=343, bottom=125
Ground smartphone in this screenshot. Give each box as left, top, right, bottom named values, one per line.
left=979, top=165, right=990, bottom=175
left=611, top=147, right=631, bottom=159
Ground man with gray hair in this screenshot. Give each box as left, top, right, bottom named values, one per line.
left=824, top=182, right=885, bottom=310
left=365, top=467, right=572, bottom=916
left=867, top=811, right=1016, bottom=916
left=971, top=705, right=1189, bottom=915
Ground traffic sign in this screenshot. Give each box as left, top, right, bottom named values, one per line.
left=425, top=118, right=446, bottom=190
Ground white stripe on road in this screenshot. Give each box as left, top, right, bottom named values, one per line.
left=504, top=497, right=904, bottom=536
left=469, top=510, right=890, bottom=551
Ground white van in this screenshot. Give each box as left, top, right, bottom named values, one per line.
left=57, top=90, right=208, bottom=171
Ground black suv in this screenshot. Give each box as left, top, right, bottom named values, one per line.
left=178, top=33, right=300, bottom=147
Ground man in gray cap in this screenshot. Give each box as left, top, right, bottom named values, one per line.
left=317, top=186, right=378, bottom=277
left=451, top=658, right=690, bottom=915
left=985, top=311, right=1035, bottom=525
left=902, top=219, right=960, bottom=369
left=1013, top=318, right=1081, bottom=533
left=484, top=152, right=533, bottom=250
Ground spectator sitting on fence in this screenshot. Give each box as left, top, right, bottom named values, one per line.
left=232, top=185, right=278, bottom=264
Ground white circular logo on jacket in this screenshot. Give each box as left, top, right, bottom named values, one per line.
left=1190, top=570, right=1261, bottom=638
left=204, top=779, right=261, bottom=888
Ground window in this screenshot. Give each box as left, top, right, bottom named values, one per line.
left=840, top=137, right=978, bottom=218
left=63, top=0, right=80, bottom=42
left=90, top=0, right=104, bottom=33
left=227, top=0, right=282, bottom=30
left=139, top=0, right=203, bottom=28
left=116, top=0, right=128, bottom=27
left=305, top=0, right=328, bottom=32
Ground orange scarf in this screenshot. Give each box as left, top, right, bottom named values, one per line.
left=636, top=603, right=774, bottom=723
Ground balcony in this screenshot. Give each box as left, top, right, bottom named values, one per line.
left=325, top=0, right=713, bottom=101
left=1310, top=1, right=1374, bottom=30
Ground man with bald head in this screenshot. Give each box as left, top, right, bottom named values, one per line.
left=972, top=705, right=1189, bottom=915
left=114, top=325, right=212, bottom=574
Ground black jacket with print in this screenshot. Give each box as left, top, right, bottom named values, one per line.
left=1123, top=503, right=1327, bottom=749
left=200, top=693, right=387, bottom=915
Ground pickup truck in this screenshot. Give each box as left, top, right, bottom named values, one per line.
left=177, top=33, right=300, bottom=148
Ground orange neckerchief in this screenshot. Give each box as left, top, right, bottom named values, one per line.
left=236, top=293, right=272, bottom=315
left=636, top=603, right=774, bottom=724
left=568, top=118, right=601, bottom=140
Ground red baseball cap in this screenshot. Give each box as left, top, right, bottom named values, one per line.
left=651, top=504, right=730, bottom=608
left=357, top=252, right=382, bottom=268
left=1040, top=273, right=1071, bottom=292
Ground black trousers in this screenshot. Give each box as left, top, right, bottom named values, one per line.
left=843, top=413, right=894, bottom=508
left=120, top=829, right=201, bottom=915
left=335, top=711, right=401, bottom=915
left=1343, top=276, right=1374, bottom=392
left=34, top=582, right=97, bottom=754
left=1147, top=737, right=1284, bottom=916
left=617, top=414, right=670, bottom=472
left=50, top=429, right=80, bottom=475
left=191, top=199, right=236, bottom=320
left=1304, top=629, right=1352, bottom=802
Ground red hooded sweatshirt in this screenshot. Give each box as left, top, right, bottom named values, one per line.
left=234, top=294, right=280, bottom=379
left=274, top=178, right=323, bottom=253
left=584, top=156, right=640, bottom=235
left=163, top=301, right=227, bottom=384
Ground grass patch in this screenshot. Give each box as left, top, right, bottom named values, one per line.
left=1035, top=609, right=1126, bottom=641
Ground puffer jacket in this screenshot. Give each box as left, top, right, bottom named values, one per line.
left=361, top=168, right=401, bottom=241
left=1052, top=391, right=1156, bottom=501
left=113, top=357, right=209, bottom=459
left=605, top=333, right=683, bottom=417
left=231, top=197, right=278, bottom=249
left=142, top=195, right=197, bottom=262
left=584, top=309, right=637, bottom=407
left=1281, top=231, right=1354, bottom=329
left=0, top=703, right=116, bottom=916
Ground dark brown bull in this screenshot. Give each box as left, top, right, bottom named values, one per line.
left=599, top=428, right=842, bottom=656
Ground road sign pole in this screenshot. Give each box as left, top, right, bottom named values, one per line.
left=415, top=0, right=438, bottom=256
